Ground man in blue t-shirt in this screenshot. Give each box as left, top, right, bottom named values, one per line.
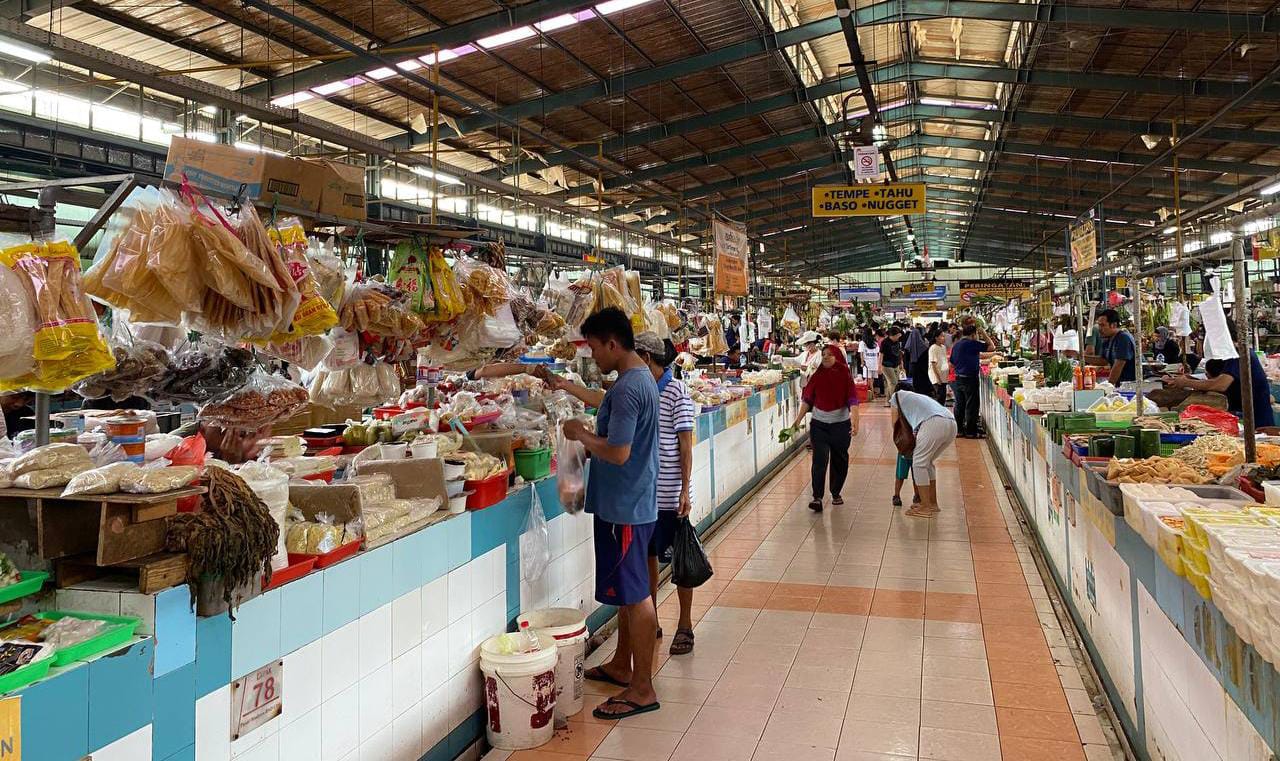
left=1091, top=309, right=1137, bottom=383
left=559, top=307, right=662, bottom=720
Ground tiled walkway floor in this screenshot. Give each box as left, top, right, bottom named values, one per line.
left=486, top=408, right=1122, bottom=761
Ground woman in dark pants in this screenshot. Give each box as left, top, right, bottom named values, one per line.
left=788, top=344, right=860, bottom=512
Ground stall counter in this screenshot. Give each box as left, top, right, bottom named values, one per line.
left=13, top=378, right=804, bottom=761
left=982, top=376, right=1279, bottom=761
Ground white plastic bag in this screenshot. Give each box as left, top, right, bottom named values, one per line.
left=521, top=486, right=551, bottom=581
left=556, top=426, right=586, bottom=514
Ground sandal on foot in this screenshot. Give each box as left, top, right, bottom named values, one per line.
left=892, top=496, right=903, bottom=507
left=669, top=628, right=695, bottom=655
left=592, top=697, right=662, bottom=720
left=832, top=495, right=844, bottom=506
left=584, top=666, right=630, bottom=688
left=808, top=499, right=823, bottom=512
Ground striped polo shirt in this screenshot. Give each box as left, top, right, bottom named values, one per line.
left=656, top=377, right=696, bottom=511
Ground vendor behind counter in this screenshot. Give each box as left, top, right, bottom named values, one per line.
left=1162, top=320, right=1275, bottom=428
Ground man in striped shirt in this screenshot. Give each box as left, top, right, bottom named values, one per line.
left=635, top=332, right=699, bottom=656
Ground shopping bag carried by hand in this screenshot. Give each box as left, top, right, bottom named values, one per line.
left=671, top=517, right=713, bottom=588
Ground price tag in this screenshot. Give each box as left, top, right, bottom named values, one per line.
left=230, top=661, right=283, bottom=740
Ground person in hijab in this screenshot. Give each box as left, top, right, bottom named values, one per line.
left=904, top=325, right=933, bottom=398
left=787, top=344, right=860, bottom=512
left=1152, top=326, right=1181, bottom=366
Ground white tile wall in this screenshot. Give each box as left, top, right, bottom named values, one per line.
left=183, top=541, right=516, bottom=761
left=520, top=511, right=597, bottom=617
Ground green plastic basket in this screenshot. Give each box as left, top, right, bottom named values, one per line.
left=34, top=611, right=140, bottom=666
left=513, top=447, right=552, bottom=481
left=0, top=571, right=49, bottom=606
left=0, top=651, right=52, bottom=694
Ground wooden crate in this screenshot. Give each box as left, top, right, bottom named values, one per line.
left=0, top=485, right=204, bottom=567
left=54, top=551, right=189, bottom=594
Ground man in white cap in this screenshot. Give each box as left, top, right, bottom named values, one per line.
left=798, top=330, right=824, bottom=381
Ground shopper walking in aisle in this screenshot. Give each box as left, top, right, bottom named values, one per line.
left=904, top=325, right=933, bottom=399
left=857, top=328, right=881, bottom=403
left=950, top=323, right=996, bottom=438
left=560, top=308, right=663, bottom=720
left=788, top=344, right=860, bottom=512
left=890, top=385, right=957, bottom=518
left=880, top=326, right=904, bottom=405
left=927, top=329, right=950, bottom=405
left=632, top=333, right=699, bottom=655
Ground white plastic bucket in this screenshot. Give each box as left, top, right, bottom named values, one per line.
left=517, top=608, right=589, bottom=720
left=479, top=633, right=559, bottom=750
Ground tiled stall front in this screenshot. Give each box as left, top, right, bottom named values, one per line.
left=16, top=380, right=803, bottom=761
left=982, top=380, right=1279, bottom=761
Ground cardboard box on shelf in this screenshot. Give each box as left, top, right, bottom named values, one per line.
left=163, top=137, right=325, bottom=214
left=307, top=159, right=367, bottom=221
left=357, top=457, right=449, bottom=507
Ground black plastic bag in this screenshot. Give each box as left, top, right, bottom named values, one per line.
left=671, top=517, right=713, bottom=588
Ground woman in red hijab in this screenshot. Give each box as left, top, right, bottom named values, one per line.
left=788, top=344, right=860, bottom=512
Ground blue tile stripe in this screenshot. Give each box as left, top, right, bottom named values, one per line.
left=986, top=380, right=1280, bottom=759
left=20, top=380, right=801, bottom=761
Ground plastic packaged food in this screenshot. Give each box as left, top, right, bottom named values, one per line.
left=62, top=461, right=141, bottom=496
left=118, top=464, right=199, bottom=494
left=388, top=240, right=436, bottom=314
left=423, top=247, right=465, bottom=323
left=153, top=345, right=256, bottom=405
left=0, top=262, right=35, bottom=381
left=14, top=462, right=92, bottom=490
left=264, top=334, right=333, bottom=371
left=83, top=187, right=188, bottom=324
left=73, top=337, right=172, bottom=403
left=12, top=443, right=92, bottom=477
left=198, top=371, right=309, bottom=430
left=266, top=217, right=338, bottom=340
left=0, top=239, right=115, bottom=393
left=41, top=617, right=107, bottom=649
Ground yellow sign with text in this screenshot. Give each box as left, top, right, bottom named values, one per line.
left=811, top=184, right=926, bottom=217
left=0, top=697, right=19, bottom=760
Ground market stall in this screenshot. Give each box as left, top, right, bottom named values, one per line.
left=982, top=371, right=1280, bottom=760
left=0, top=167, right=806, bottom=760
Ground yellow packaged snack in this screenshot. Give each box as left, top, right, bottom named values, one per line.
left=0, top=239, right=115, bottom=392
left=266, top=217, right=338, bottom=340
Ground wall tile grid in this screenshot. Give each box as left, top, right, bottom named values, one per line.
left=983, top=380, right=1277, bottom=761
left=19, top=381, right=802, bottom=761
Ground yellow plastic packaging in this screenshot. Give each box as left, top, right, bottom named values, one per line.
left=0, top=239, right=115, bottom=392
left=266, top=218, right=338, bottom=340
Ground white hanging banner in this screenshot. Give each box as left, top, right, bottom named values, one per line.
left=853, top=146, right=880, bottom=180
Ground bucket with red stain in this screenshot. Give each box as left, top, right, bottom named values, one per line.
left=479, top=633, right=560, bottom=750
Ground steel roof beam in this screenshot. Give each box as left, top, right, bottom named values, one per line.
left=294, top=0, right=1278, bottom=146
left=240, top=0, right=596, bottom=99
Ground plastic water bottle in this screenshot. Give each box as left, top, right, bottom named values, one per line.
left=519, top=620, right=541, bottom=652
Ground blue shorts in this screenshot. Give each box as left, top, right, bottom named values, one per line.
left=594, top=515, right=656, bottom=606
left=648, top=511, right=680, bottom=562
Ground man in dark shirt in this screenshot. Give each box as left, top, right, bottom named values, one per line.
left=949, top=324, right=994, bottom=437
left=1164, top=321, right=1275, bottom=429
left=1090, top=309, right=1136, bottom=383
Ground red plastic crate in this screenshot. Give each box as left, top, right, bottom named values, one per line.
left=466, top=471, right=510, bottom=511
left=263, top=556, right=317, bottom=591
left=289, top=537, right=362, bottom=569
